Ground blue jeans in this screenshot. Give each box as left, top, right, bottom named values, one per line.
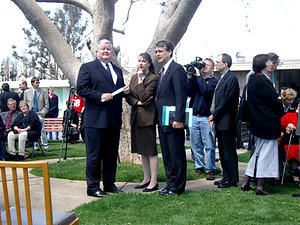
left=49, top=132, right=59, bottom=140
left=190, top=115, right=216, bottom=172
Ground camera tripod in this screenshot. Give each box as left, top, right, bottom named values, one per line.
left=58, top=88, right=76, bottom=162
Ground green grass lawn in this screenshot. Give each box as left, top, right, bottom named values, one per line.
left=28, top=141, right=300, bottom=224
left=74, top=184, right=300, bottom=225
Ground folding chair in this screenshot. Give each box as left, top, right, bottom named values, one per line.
left=0, top=161, right=79, bottom=225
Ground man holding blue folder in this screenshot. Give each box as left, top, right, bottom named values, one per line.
left=155, top=40, right=187, bottom=196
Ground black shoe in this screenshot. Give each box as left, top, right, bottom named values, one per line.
left=289, top=168, right=300, bottom=176
left=159, top=190, right=176, bottom=196
left=143, top=184, right=159, bottom=192
left=256, top=189, right=272, bottom=196
left=7, top=154, right=16, bottom=161
left=87, top=189, right=108, bottom=198
left=218, top=181, right=237, bottom=188
left=16, top=155, right=24, bottom=161
left=214, top=178, right=227, bottom=185
left=104, top=185, right=123, bottom=193
left=292, top=193, right=300, bottom=198
left=241, top=184, right=251, bottom=191
left=134, top=181, right=150, bottom=189
left=158, top=188, right=169, bottom=195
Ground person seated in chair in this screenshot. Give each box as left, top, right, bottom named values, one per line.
left=0, top=115, right=6, bottom=160
left=279, top=111, right=300, bottom=186
left=63, top=100, right=79, bottom=144
left=7, top=101, right=41, bottom=161
left=0, top=98, right=21, bottom=141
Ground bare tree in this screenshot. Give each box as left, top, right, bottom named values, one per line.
left=11, top=0, right=202, bottom=162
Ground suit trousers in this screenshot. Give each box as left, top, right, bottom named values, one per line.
left=158, top=127, right=186, bottom=194
left=216, top=129, right=239, bottom=183
left=85, top=127, right=120, bottom=192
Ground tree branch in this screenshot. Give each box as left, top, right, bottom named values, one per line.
left=12, top=0, right=82, bottom=86
left=147, top=0, right=202, bottom=70
left=36, top=0, right=93, bottom=16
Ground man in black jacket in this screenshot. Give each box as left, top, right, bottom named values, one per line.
left=155, top=40, right=187, bottom=196
left=0, top=83, right=20, bottom=112
left=209, top=53, right=240, bottom=188
left=77, top=39, right=129, bottom=198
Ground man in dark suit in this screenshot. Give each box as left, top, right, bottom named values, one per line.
left=77, top=39, right=129, bottom=198
left=155, top=40, right=187, bottom=196
left=0, top=98, right=21, bottom=139
left=0, top=83, right=20, bottom=112
left=209, top=53, right=240, bottom=188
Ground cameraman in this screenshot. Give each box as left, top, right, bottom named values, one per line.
left=187, top=58, right=218, bottom=180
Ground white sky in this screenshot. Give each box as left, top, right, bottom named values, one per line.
left=1, top=0, right=300, bottom=67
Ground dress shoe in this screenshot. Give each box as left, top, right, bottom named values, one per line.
left=143, top=183, right=159, bottom=192
left=206, top=171, right=216, bottom=180
left=87, top=189, right=108, bottom=198
left=241, top=184, right=251, bottom=191
left=104, top=185, right=123, bottom=193
left=134, top=181, right=150, bottom=189
left=159, top=190, right=176, bottom=196
left=217, top=181, right=237, bottom=188
left=214, top=178, right=227, bottom=185
left=158, top=188, right=169, bottom=195
left=255, top=189, right=272, bottom=196
left=292, top=193, right=300, bottom=198
left=16, top=155, right=25, bottom=161
left=6, top=154, right=16, bottom=161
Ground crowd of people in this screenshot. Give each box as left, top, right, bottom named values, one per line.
left=1, top=38, right=299, bottom=198
left=0, top=78, right=85, bottom=161
left=76, top=38, right=300, bottom=199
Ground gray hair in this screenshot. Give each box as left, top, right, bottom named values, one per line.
left=96, top=39, right=112, bottom=49
left=7, top=98, right=16, bottom=106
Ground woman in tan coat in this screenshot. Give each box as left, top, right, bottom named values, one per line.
left=126, top=52, right=159, bottom=192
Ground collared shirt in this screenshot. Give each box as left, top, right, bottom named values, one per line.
left=161, top=58, right=173, bottom=74
left=99, top=60, right=118, bottom=84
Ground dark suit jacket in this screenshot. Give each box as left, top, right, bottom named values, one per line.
left=247, top=73, right=283, bottom=139
left=76, top=59, right=126, bottom=129
left=46, top=94, right=59, bottom=118
left=0, top=91, right=20, bottom=112
left=0, top=110, right=21, bottom=128
left=155, top=60, right=187, bottom=131
left=126, top=72, right=158, bottom=127
left=213, top=70, right=240, bottom=131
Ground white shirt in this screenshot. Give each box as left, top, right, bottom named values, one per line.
left=99, top=60, right=118, bottom=84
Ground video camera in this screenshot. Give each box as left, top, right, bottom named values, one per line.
left=184, top=57, right=206, bottom=75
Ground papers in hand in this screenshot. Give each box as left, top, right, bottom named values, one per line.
left=101, top=87, right=125, bottom=102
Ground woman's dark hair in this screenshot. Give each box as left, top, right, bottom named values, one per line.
left=252, top=54, right=269, bottom=73
left=139, top=52, right=155, bottom=74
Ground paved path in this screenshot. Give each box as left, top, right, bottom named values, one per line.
left=0, top=149, right=248, bottom=213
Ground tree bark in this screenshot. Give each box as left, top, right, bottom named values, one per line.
left=147, top=0, right=202, bottom=70
left=12, top=0, right=82, bottom=86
